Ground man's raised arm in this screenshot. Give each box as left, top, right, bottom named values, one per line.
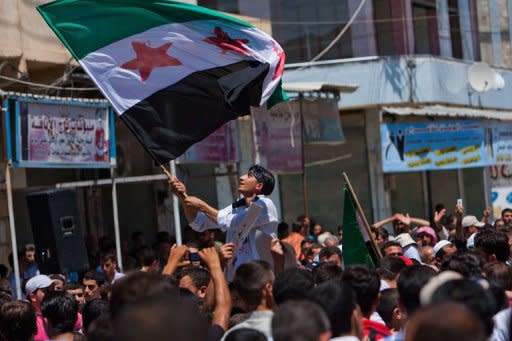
left=169, top=177, right=218, bottom=224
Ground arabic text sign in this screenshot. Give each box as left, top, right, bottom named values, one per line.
left=252, top=102, right=302, bottom=174
left=302, top=99, right=345, bottom=144
left=381, top=120, right=492, bottom=172
left=178, top=121, right=239, bottom=164
left=19, top=101, right=112, bottom=167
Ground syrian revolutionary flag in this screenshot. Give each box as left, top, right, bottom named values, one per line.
left=342, top=181, right=381, bottom=268
left=37, top=0, right=286, bottom=163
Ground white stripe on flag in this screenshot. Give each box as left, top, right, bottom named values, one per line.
left=80, top=20, right=281, bottom=115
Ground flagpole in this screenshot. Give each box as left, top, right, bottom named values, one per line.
left=342, top=172, right=383, bottom=260
left=169, top=161, right=182, bottom=246
left=5, top=164, right=22, bottom=299
left=110, top=168, right=123, bottom=272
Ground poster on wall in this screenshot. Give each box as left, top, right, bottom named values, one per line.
left=178, top=121, right=239, bottom=164
left=302, top=98, right=345, bottom=145
left=489, top=121, right=512, bottom=164
left=381, top=120, right=493, bottom=172
left=252, top=102, right=302, bottom=174
left=7, top=97, right=116, bottom=168
left=491, top=186, right=512, bottom=219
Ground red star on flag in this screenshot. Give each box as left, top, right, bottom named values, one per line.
left=121, top=42, right=182, bottom=82
left=204, top=27, right=250, bottom=56
left=272, top=41, right=285, bottom=80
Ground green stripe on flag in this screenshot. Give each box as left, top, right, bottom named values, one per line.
left=37, top=0, right=253, bottom=60
left=267, top=81, right=289, bottom=109
left=342, top=184, right=374, bottom=268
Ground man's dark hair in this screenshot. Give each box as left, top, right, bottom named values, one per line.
left=502, top=208, right=512, bottom=217
left=248, top=165, right=275, bottom=195
left=484, top=261, right=512, bottom=290
left=102, top=253, right=117, bottom=264
left=308, top=281, right=356, bottom=337
left=82, top=299, right=109, bottom=335
left=431, top=279, right=496, bottom=336
left=475, top=228, right=510, bottom=262
left=381, top=241, right=402, bottom=254
left=277, top=222, right=289, bottom=239
left=291, top=222, right=303, bottom=233
left=272, top=300, right=330, bottom=341
left=341, top=265, right=380, bottom=317
left=64, top=282, right=82, bottom=291
left=406, top=302, right=486, bottom=341
left=83, top=271, right=106, bottom=286
left=233, top=261, right=274, bottom=311
left=225, top=328, right=267, bottom=341
left=273, top=268, right=314, bottom=305
left=110, top=272, right=177, bottom=319
left=318, top=246, right=342, bottom=261
left=113, top=294, right=208, bottom=341
left=41, top=291, right=78, bottom=336
left=377, top=256, right=407, bottom=281
left=0, top=301, right=36, bottom=341
left=176, top=267, right=211, bottom=290
left=87, top=314, right=113, bottom=341
left=440, top=251, right=483, bottom=278
left=312, top=262, right=343, bottom=284
left=396, top=265, right=436, bottom=315
left=377, top=288, right=400, bottom=328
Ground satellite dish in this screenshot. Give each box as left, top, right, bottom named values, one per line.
left=493, top=72, right=505, bottom=90
left=468, top=62, right=495, bottom=92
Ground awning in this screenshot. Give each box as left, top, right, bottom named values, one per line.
left=383, top=105, right=512, bottom=120
left=283, top=82, right=358, bottom=93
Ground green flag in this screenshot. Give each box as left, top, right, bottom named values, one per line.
left=342, top=183, right=374, bottom=268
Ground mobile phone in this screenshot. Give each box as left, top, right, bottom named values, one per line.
left=457, top=198, right=463, bottom=207
left=189, top=252, right=200, bottom=262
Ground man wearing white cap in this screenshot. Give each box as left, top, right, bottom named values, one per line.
left=25, top=274, right=55, bottom=341
left=394, top=233, right=422, bottom=263
left=433, top=240, right=457, bottom=266
left=462, top=215, right=485, bottom=241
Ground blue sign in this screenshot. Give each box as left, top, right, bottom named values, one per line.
left=381, top=120, right=493, bottom=172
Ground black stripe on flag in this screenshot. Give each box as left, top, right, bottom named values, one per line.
left=121, top=60, right=269, bottom=163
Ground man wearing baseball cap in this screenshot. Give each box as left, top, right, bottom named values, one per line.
left=25, top=274, right=55, bottom=341
left=462, top=215, right=485, bottom=241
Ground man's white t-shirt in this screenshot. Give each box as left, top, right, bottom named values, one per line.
left=190, top=196, right=278, bottom=268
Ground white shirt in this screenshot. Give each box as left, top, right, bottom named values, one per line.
left=190, top=196, right=278, bottom=269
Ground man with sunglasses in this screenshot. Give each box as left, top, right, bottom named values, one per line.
left=170, top=165, right=278, bottom=275
left=25, top=274, right=55, bottom=341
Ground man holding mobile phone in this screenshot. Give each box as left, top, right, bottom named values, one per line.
left=170, top=165, right=278, bottom=273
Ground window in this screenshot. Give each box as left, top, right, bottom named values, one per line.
left=198, top=0, right=239, bottom=14
left=270, top=0, right=352, bottom=63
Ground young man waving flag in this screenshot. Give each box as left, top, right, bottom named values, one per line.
left=38, top=0, right=286, bottom=163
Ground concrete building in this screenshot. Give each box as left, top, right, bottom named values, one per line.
left=0, top=0, right=270, bottom=266
left=200, top=0, right=512, bottom=230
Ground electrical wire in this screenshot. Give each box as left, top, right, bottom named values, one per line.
left=297, top=0, right=368, bottom=69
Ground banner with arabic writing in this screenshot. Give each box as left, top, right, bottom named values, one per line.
left=7, top=97, right=115, bottom=168
left=177, top=121, right=239, bottom=164
left=381, top=120, right=494, bottom=172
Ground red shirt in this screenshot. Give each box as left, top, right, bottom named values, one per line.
left=363, top=318, right=392, bottom=341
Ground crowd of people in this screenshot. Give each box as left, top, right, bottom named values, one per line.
left=0, top=165, right=511, bottom=340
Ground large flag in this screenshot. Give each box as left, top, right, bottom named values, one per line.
left=37, top=0, right=286, bottom=163
left=342, top=183, right=376, bottom=268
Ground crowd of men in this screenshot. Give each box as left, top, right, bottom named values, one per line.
left=0, top=165, right=511, bottom=340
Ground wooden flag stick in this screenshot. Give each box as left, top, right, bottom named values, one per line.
left=342, top=172, right=383, bottom=260
left=160, top=164, right=188, bottom=199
